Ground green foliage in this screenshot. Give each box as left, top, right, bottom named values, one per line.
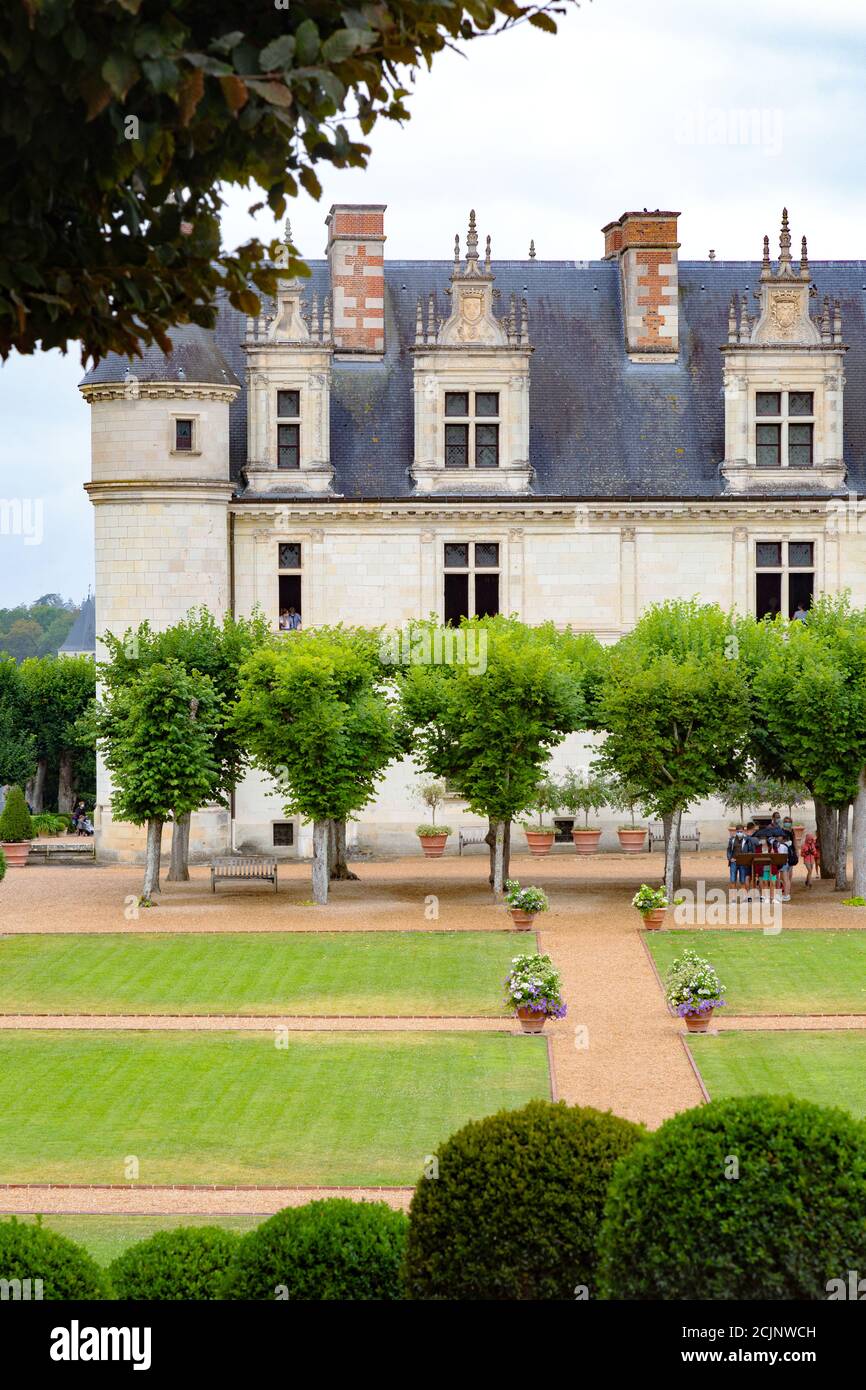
left=232, top=625, right=399, bottom=823
left=503, top=952, right=563, bottom=1016
left=0, top=786, right=33, bottom=842
left=594, top=600, right=750, bottom=819
left=597, top=1095, right=866, bottom=1300
left=0, top=2, right=575, bottom=362
left=631, top=883, right=669, bottom=914
left=664, top=948, right=726, bottom=1015
left=503, top=879, right=549, bottom=915
left=19, top=656, right=96, bottom=791
left=0, top=597, right=77, bottom=661
left=0, top=1217, right=109, bottom=1299
left=557, top=768, right=607, bottom=827
left=97, top=660, right=221, bottom=825
left=520, top=775, right=562, bottom=828
left=0, top=656, right=37, bottom=786
left=31, top=812, right=67, bottom=836
left=413, top=778, right=446, bottom=824
left=109, top=1226, right=239, bottom=1300
left=221, top=1199, right=408, bottom=1300
left=404, top=1100, right=644, bottom=1300
left=602, top=771, right=648, bottom=827
left=416, top=824, right=451, bottom=837
left=0, top=846, right=6, bottom=883
left=100, top=608, right=268, bottom=807
left=400, top=618, right=589, bottom=826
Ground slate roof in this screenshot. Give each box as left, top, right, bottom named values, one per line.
left=87, top=259, right=866, bottom=501
left=82, top=323, right=239, bottom=390
left=58, top=593, right=95, bottom=655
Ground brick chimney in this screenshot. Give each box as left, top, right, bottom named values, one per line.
left=326, top=203, right=386, bottom=355
left=601, top=210, right=680, bottom=358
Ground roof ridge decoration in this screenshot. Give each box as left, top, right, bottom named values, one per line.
left=727, top=208, right=837, bottom=348
left=416, top=209, right=519, bottom=347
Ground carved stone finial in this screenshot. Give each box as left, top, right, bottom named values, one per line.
left=466, top=209, right=479, bottom=261
left=762, top=234, right=771, bottom=273
left=800, top=235, right=809, bottom=276
left=415, top=296, right=424, bottom=345
left=311, top=289, right=320, bottom=340
left=728, top=294, right=738, bottom=344
left=833, top=297, right=843, bottom=344
left=529, top=239, right=536, bottom=260
left=740, top=291, right=750, bottom=338
left=779, top=207, right=792, bottom=266
left=821, top=294, right=831, bottom=342
left=427, top=291, right=436, bottom=345
left=454, top=233, right=460, bottom=263
left=485, top=234, right=491, bottom=267
left=520, top=294, right=529, bottom=346
left=322, top=294, right=331, bottom=341
left=284, top=218, right=292, bottom=247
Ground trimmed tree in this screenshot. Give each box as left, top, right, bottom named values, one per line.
left=97, top=660, right=221, bottom=901
left=592, top=601, right=750, bottom=898
left=231, top=626, right=400, bottom=904
left=0, top=656, right=36, bottom=789
left=399, top=618, right=590, bottom=893
left=100, top=609, right=268, bottom=880
left=19, top=654, right=95, bottom=812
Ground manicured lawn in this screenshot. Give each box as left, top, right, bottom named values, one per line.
left=0, top=932, right=521, bottom=1016
left=688, top=1031, right=866, bottom=1119
left=5, top=1214, right=261, bottom=1268
left=647, top=929, right=866, bottom=1015
left=0, top=1030, right=549, bottom=1185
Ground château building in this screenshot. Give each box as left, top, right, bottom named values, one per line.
left=79, top=204, right=866, bottom=860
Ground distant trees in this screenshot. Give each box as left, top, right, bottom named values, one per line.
left=19, top=655, right=95, bottom=812
left=0, top=596, right=79, bottom=662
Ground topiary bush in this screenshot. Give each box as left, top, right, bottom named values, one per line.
left=0, top=1217, right=109, bottom=1299
left=0, top=786, right=33, bottom=842
left=0, top=846, right=5, bottom=884
left=404, top=1099, right=644, bottom=1300
left=109, top=1226, right=239, bottom=1300
left=221, top=1199, right=408, bottom=1300
left=598, top=1095, right=866, bottom=1300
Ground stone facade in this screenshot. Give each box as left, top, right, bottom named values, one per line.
left=78, top=204, right=866, bottom=861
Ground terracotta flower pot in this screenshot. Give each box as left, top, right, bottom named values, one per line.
left=418, top=833, right=448, bottom=859
left=525, top=830, right=555, bottom=857
left=572, top=828, right=602, bottom=855
left=1, top=841, right=31, bottom=867
left=509, top=908, right=536, bottom=930
left=683, top=1008, right=714, bottom=1033
left=640, top=907, right=667, bottom=930
left=617, top=828, right=646, bottom=853
left=517, top=1007, right=547, bottom=1034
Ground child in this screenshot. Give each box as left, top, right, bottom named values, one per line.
left=727, top=824, right=750, bottom=892
left=800, top=830, right=819, bottom=887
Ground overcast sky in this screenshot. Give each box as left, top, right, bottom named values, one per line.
left=2, top=0, right=866, bottom=607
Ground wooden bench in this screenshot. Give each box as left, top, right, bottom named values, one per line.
left=647, top=822, right=701, bottom=853
left=211, top=855, right=278, bottom=893
left=458, top=826, right=488, bottom=856
left=29, top=839, right=96, bottom=861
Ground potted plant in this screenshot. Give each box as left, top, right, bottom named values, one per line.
left=520, top=778, right=561, bottom=857
left=0, top=785, right=34, bottom=867
left=664, top=948, right=726, bottom=1033
left=631, top=882, right=670, bottom=930
left=504, top=952, right=567, bottom=1033
left=605, top=774, right=647, bottom=853
left=414, top=780, right=451, bottom=858
left=504, top=878, right=549, bottom=930
left=559, top=769, right=607, bottom=854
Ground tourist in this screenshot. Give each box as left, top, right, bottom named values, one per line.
left=278, top=608, right=290, bottom=630
left=791, top=603, right=809, bottom=622
left=286, top=606, right=302, bottom=631
left=800, top=829, right=819, bottom=887
left=727, top=824, right=750, bottom=889
left=778, top=816, right=798, bottom=901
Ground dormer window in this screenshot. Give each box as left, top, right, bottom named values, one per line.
left=444, top=391, right=500, bottom=469
left=277, top=390, right=300, bottom=470
left=755, top=391, right=814, bottom=468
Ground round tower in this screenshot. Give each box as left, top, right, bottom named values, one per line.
left=79, top=325, right=240, bottom=861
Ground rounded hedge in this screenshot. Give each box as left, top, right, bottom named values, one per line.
left=0, top=1218, right=109, bottom=1299
left=598, top=1094, right=866, bottom=1300
left=221, top=1199, right=408, bottom=1300
left=0, top=786, right=33, bottom=843
left=109, top=1226, right=239, bottom=1300
left=404, top=1099, right=644, bottom=1300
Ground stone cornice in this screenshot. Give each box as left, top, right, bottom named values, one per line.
left=85, top=480, right=235, bottom=505
left=80, top=382, right=239, bottom=403
left=229, top=497, right=851, bottom=524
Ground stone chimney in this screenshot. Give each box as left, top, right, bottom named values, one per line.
left=601, top=209, right=680, bottom=359
left=325, top=203, right=386, bottom=355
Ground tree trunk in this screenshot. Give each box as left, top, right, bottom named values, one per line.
left=492, top=819, right=507, bottom=896
left=312, top=819, right=330, bottom=905
left=815, top=797, right=836, bottom=879
left=167, top=812, right=191, bottom=882
left=663, top=807, right=682, bottom=901
left=27, top=757, right=48, bottom=813
left=486, top=819, right=511, bottom=891
left=57, top=750, right=74, bottom=814
left=834, top=802, right=851, bottom=892
left=329, top=818, right=359, bottom=881
left=662, top=811, right=682, bottom=891
left=141, top=817, right=163, bottom=902
left=851, top=772, right=866, bottom=899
